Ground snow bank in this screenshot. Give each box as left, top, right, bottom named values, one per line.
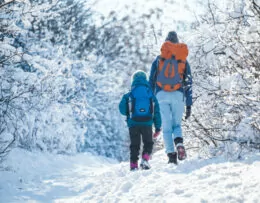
left=1, top=148, right=259, bottom=202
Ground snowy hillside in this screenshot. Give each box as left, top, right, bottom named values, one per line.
left=1, top=148, right=260, bottom=202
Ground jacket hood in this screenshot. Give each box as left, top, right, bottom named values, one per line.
left=131, top=77, right=150, bottom=88
left=161, top=41, right=189, bottom=60
left=131, top=71, right=150, bottom=88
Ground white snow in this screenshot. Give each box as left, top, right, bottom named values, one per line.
left=1, top=148, right=260, bottom=202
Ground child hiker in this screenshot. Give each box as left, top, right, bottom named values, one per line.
left=119, top=70, right=162, bottom=171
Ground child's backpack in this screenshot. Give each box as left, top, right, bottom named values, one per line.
left=128, top=86, right=154, bottom=122
left=156, top=42, right=188, bottom=92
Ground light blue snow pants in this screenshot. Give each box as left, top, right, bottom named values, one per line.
left=156, top=91, right=185, bottom=153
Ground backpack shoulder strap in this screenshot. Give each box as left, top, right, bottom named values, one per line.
left=125, top=91, right=132, bottom=117
left=156, top=55, right=161, bottom=76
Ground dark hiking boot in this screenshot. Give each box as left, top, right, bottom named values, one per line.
left=140, top=159, right=151, bottom=170
left=176, top=144, right=187, bottom=160
left=130, top=162, right=138, bottom=171
left=167, top=152, right=177, bottom=164
left=140, top=153, right=151, bottom=170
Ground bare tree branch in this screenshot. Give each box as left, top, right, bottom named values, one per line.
left=0, top=0, right=15, bottom=9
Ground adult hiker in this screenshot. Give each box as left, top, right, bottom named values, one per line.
left=149, top=31, right=192, bottom=164
left=119, top=70, right=162, bottom=171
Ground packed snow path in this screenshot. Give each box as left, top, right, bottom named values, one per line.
left=1, top=149, right=260, bottom=202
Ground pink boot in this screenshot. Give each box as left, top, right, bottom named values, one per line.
left=130, top=162, right=138, bottom=171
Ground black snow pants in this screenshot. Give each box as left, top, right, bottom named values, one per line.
left=129, top=126, right=154, bottom=162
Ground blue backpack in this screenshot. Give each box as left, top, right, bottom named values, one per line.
left=128, top=86, right=154, bottom=122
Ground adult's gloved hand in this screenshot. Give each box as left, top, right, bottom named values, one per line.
left=185, top=106, right=191, bottom=120
left=153, top=128, right=161, bottom=139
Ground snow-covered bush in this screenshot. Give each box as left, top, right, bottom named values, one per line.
left=184, top=0, right=260, bottom=158
left=0, top=0, right=87, bottom=161
left=0, top=0, right=165, bottom=162
left=2, top=0, right=258, bottom=163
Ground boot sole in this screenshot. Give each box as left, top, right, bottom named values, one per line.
left=140, top=164, right=150, bottom=170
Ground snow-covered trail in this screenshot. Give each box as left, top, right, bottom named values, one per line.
left=1, top=149, right=260, bottom=203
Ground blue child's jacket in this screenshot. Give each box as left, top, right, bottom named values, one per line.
left=119, top=75, right=161, bottom=130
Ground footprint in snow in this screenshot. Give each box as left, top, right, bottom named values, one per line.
left=120, top=182, right=133, bottom=192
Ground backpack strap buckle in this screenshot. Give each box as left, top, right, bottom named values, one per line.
left=177, top=60, right=185, bottom=64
